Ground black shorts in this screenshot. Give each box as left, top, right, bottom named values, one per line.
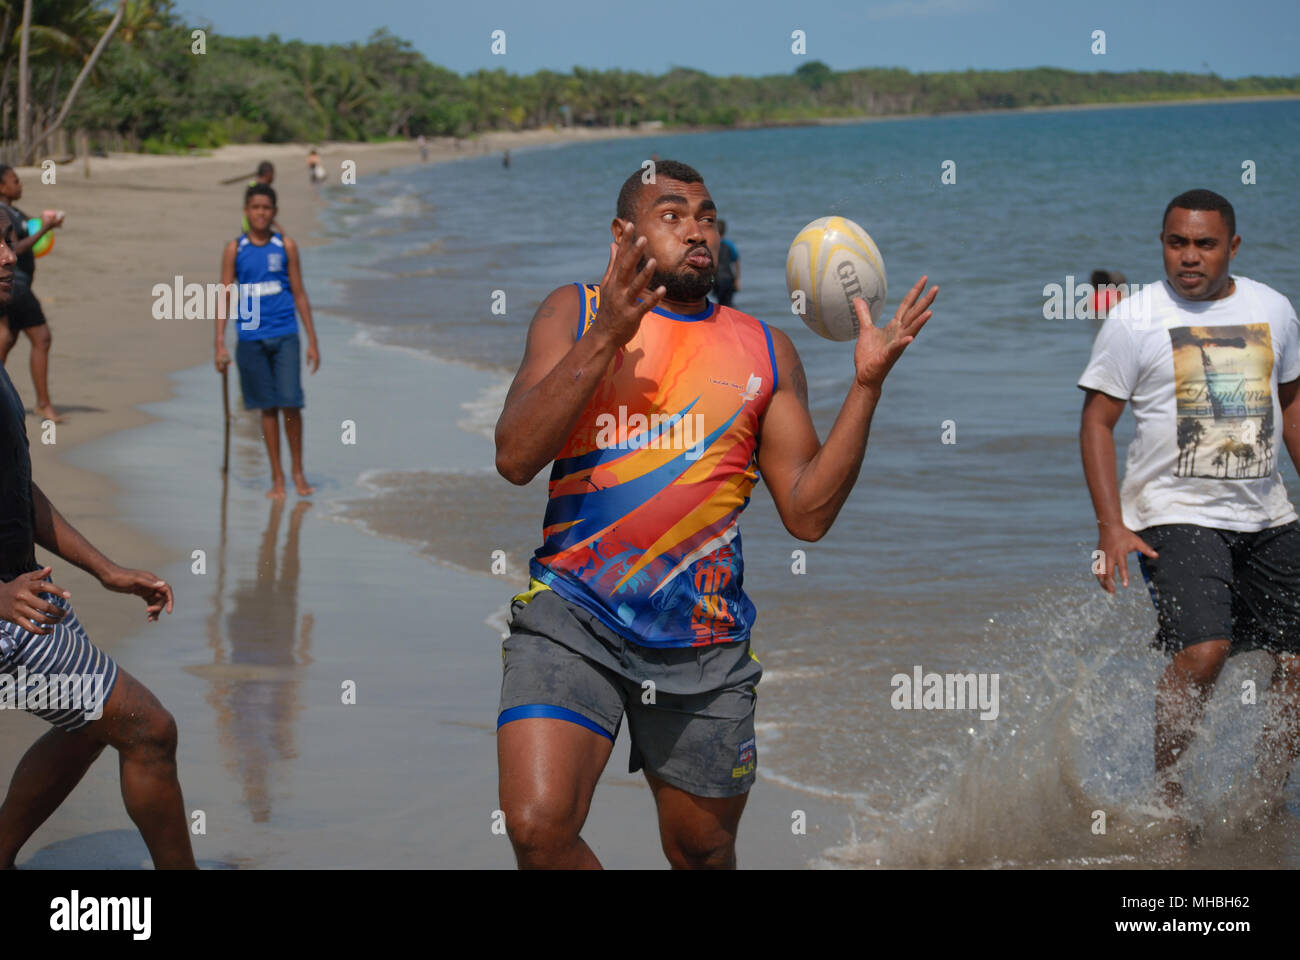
left=3, top=292, right=46, bottom=333
left=1137, top=522, right=1300, bottom=656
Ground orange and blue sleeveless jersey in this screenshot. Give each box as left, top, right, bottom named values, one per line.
left=528, top=283, right=779, bottom=648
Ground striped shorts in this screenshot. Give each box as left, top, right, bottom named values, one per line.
left=0, top=595, right=120, bottom=733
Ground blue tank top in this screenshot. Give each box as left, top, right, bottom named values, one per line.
left=234, top=233, right=298, bottom=340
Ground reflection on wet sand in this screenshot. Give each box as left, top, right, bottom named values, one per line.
left=186, top=486, right=314, bottom=823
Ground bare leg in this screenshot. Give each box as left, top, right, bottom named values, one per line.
left=497, top=717, right=612, bottom=868
left=260, top=407, right=285, bottom=499
left=94, top=670, right=195, bottom=868
left=1155, top=639, right=1230, bottom=809
left=1255, top=653, right=1300, bottom=794
left=646, top=772, right=749, bottom=869
left=0, top=729, right=107, bottom=867
left=0, top=668, right=195, bottom=868
left=282, top=407, right=313, bottom=495
left=25, top=323, right=59, bottom=422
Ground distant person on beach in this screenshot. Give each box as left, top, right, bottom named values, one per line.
left=0, top=210, right=194, bottom=869
left=503, top=150, right=510, bottom=169
left=1080, top=189, right=1300, bottom=840
left=0, top=165, right=62, bottom=423
left=306, top=149, right=325, bottom=185
left=493, top=159, right=936, bottom=868
left=242, top=161, right=278, bottom=234
left=712, top=218, right=740, bottom=306
left=418, top=135, right=428, bottom=162
left=215, top=184, right=320, bottom=500
left=1090, top=268, right=1125, bottom=318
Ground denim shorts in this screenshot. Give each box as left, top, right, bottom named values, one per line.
left=236, top=333, right=303, bottom=410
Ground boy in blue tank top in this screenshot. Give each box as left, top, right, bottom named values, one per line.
left=214, top=184, right=320, bottom=499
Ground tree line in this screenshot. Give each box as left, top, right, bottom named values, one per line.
left=3, top=0, right=1298, bottom=159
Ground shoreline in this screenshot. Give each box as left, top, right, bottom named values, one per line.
left=8, top=96, right=1296, bottom=867
left=16, top=125, right=656, bottom=651
left=5, top=126, right=857, bottom=866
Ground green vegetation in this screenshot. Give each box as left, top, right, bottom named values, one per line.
left=2, top=0, right=1297, bottom=159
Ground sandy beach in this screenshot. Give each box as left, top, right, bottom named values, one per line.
left=8, top=126, right=655, bottom=676
left=0, top=124, right=854, bottom=868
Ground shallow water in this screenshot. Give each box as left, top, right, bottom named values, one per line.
left=324, top=101, right=1300, bottom=866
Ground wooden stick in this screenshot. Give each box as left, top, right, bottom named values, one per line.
left=221, top=366, right=231, bottom=474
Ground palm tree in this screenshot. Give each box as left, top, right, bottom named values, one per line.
left=1176, top=418, right=1193, bottom=474
left=1258, top=407, right=1274, bottom=474
left=1218, top=437, right=1237, bottom=478
left=13, top=0, right=126, bottom=162
left=1186, top=418, right=1205, bottom=475
left=1238, top=445, right=1255, bottom=478
left=117, top=0, right=168, bottom=47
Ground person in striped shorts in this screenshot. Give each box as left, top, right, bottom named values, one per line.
left=0, top=210, right=195, bottom=869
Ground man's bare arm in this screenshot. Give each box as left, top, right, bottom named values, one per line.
left=494, top=284, right=619, bottom=485
left=756, top=330, right=884, bottom=541
left=1080, top=388, right=1156, bottom=591
left=1079, top=389, right=1126, bottom=529
left=214, top=240, right=237, bottom=372
left=1280, top=379, right=1300, bottom=474
left=30, top=481, right=113, bottom=580
left=30, top=481, right=174, bottom=618
left=756, top=278, right=934, bottom=541
left=495, top=223, right=666, bottom=485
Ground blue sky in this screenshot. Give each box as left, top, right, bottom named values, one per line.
left=177, top=0, right=1300, bottom=78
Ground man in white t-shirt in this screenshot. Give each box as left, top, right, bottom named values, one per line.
left=1079, top=189, right=1300, bottom=826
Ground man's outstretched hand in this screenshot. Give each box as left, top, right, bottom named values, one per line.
left=590, top=220, right=668, bottom=348
left=853, top=275, right=937, bottom=392
left=99, top=565, right=174, bottom=622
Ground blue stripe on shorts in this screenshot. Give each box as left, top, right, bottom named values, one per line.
left=497, top=703, right=614, bottom=741
left=0, top=595, right=119, bottom=732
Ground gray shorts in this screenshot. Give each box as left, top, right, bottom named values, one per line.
left=498, top=588, right=762, bottom=798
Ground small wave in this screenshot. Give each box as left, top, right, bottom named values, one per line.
left=370, top=192, right=427, bottom=220
left=458, top=378, right=512, bottom=440
left=811, top=578, right=1300, bottom=868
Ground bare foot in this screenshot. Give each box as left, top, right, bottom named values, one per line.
left=293, top=472, right=315, bottom=496
left=266, top=481, right=287, bottom=500
left=36, top=403, right=62, bottom=423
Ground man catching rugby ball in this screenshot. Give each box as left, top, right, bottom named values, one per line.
left=493, top=159, right=937, bottom=868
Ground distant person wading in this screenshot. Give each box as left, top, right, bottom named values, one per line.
left=712, top=218, right=740, bottom=307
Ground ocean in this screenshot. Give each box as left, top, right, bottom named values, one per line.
left=320, top=100, right=1300, bottom=866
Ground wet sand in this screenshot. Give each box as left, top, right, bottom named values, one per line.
left=1, top=129, right=853, bottom=867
